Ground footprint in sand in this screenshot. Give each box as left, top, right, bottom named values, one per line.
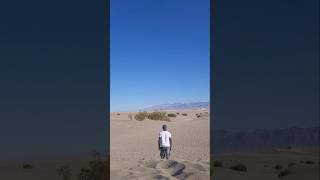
left=156, top=160, right=186, bottom=176
left=123, top=159, right=209, bottom=180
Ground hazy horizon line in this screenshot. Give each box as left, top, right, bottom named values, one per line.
left=110, top=100, right=210, bottom=112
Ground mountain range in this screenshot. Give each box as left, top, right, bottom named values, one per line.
left=144, top=102, right=210, bottom=111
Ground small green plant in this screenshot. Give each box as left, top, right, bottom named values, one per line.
left=274, top=164, right=283, bottom=170
left=148, top=112, right=170, bottom=121
left=167, top=113, right=177, bottom=117
left=230, top=164, right=247, bottom=172
left=57, top=165, right=72, bottom=180
left=134, top=111, right=148, bottom=121
left=278, top=169, right=291, bottom=178
left=213, top=161, right=223, bottom=167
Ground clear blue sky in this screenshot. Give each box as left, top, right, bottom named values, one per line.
left=110, top=0, right=210, bottom=111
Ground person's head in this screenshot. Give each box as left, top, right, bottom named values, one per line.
left=162, top=124, right=167, bottom=131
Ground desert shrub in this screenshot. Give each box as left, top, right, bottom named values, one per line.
left=117, top=113, right=120, bottom=115
left=213, top=161, right=223, bottom=167
left=230, top=164, right=247, bottom=172
left=128, top=114, right=133, bottom=120
left=77, top=152, right=107, bottom=180
left=196, top=114, right=201, bottom=118
left=278, top=169, right=291, bottom=177
left=22, top=163, right=33, bottom=169
left=176, top=112, right=180, bottom=115
left=274, top=164, right=283, bottom=170
left=287, top=162, right=296, bottom=167
left=305, top=160, right=315, bottom=164
left=148, top=112, right=170, bottom=121
left=167, top=113, right=177, bottom=117
left=57, top=165, right=72, bottom=180
left=78, top=168, right=92, bottom=180
left=181, top=113, right=188, bottom=116
left=134, top=111, right=148, bottom=121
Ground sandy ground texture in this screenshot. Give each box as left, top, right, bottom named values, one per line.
left=212, top=147, right=319, bottom=180
left=110, top=110, right=210, bottom=180
left=0, top=158, right=93, bottom=180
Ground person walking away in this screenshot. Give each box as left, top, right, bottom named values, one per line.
left=158, top=124, right=172, bottom=159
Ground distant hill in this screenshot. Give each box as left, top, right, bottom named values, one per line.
left=212, top=126, right=320, bottom=153
left=144, top=102, right=209, bottom=111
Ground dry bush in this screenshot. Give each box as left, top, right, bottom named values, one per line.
left=78, top=168, right=91, bottom=180
left=181, top=113, right=188, bottom=116
left=148, top=112, right=170, bottom=121
left=167, top=113, right=177, bottom=117
left=305, top=160, right=315, bottom=164
left=22, top=163, right=33, bottom=169
left=77, top=152, right=107, bottom=180
left=230, top=164, right=247, bottom=172
left=274, top=164, right=283, bottom=170
left=134, top=111, right=148, bottom=121
left=213, top=161, right=223, bottom=167
left=57, top=166, right=72, bottom=180
left=287, top=162, right=296, bottom=167
left=278, top=169, right=291, bottom=178
left=117, top=113, right=120, bottom=115
left=176, top=112, right=180, bottom=115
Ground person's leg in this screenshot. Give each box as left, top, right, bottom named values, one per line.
left=165, top=147, right=170, bottom=159
left=160, top=147, right=164, bottom=159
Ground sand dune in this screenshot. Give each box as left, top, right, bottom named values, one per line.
left=110, top=110, right=210, bottom=179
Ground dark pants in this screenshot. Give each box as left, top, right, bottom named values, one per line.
left=160, top=147, right=170, bottom=159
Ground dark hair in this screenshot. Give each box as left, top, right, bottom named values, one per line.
left=162, top=124, right=167, bottom=130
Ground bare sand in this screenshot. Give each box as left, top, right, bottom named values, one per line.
left=110, top=110, right=210, bottom=180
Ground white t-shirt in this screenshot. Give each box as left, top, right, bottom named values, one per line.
left=159, top=131, right=172, bottom=147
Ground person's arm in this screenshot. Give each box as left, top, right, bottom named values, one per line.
left=169, top=138, right=172, bottom=150
left=158, top=137, right=161, bottom=150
